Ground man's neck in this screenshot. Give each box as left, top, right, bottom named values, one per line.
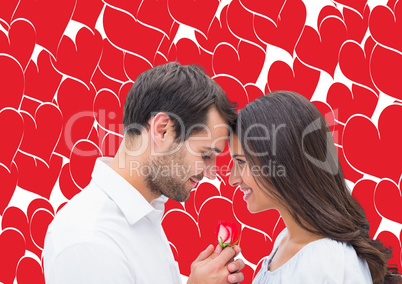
left=109, top=152, right=161, bottom=203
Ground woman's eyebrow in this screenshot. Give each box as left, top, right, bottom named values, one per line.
left=232, top=154, right=245, bottom=158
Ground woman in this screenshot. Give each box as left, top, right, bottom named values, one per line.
left=228, top=91, right=400, bottom=283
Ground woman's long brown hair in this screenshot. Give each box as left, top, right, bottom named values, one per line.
left=235, top=91, right=400, bottom=284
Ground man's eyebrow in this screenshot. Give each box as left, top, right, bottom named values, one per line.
left=203, top=147, right=223, bottom=154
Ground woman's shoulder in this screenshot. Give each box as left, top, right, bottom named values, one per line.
left=255, top=229, right=373, bottom=284
left=290, top=235, right=372, bottom=283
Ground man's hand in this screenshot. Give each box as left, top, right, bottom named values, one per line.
left=187, top=244, right=245, bottom=284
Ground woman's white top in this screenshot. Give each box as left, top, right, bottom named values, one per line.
left=253, top=229, right=373, bottom=283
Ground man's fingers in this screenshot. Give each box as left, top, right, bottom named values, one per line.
left=233, top=245, right=241, bottom=258
left=228, top=272, right=244, bottom=283
left=194, top=244, right=214, bottom=263
left=228, top=259, right=245, bottom=273
left=211, top=246, right=236, bottom=266
left=209, top=244, right=223, bottom=260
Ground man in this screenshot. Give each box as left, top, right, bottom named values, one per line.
left=43, top=62, right=245, bottom=283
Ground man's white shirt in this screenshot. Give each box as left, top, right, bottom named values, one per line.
left=43, top=157, right=182, bottom=283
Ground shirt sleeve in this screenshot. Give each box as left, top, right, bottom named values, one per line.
left=48, top=242, right=135, bottom=284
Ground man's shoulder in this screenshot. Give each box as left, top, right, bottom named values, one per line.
left=47, top=182, right=108, bottom=245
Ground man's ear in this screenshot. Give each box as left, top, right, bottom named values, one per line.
left=150, top=112, right=171, bottom=146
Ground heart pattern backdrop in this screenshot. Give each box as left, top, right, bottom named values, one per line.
left=0, top=0, right=401, bottom=283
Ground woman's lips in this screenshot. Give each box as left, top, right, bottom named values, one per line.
left=241, top=188, right=252, bottom=201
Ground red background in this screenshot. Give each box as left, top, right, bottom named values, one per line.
left=0, top=0, right=401, bottom=283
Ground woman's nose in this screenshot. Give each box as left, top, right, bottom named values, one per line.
left=228, top=165, right=241, bottom=187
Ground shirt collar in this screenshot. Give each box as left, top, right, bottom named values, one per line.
left=91, top=157, right=168, bottom=225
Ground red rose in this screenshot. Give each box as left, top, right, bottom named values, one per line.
left=216, top=220, right=240, bottom=248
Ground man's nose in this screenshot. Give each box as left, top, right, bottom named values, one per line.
left=203, top=163, right=216, bottom=180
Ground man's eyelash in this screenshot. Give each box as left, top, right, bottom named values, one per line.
left=201, top=153, right=212, bottom=159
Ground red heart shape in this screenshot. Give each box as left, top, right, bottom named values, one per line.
left=1, top=206, right=41, bottom=258
left=369, top=2, right=402, bottom=53
left=162, top=210, right=204, bottom=276
left=69, top=140, right=102, bottom=189
left=16, top=257, right=45, bottom=284
left=14, top=152, right=62, bottom=199
left=102, top=0, right=142, bottom=18
left=351, top=179, right=382, bottom=238
left=326, top=83, right=378, bottom=123
left=343, top=104, right=402, bottom=183
left=215, top=142, right=233, bottom=178
left=59, top=163, right=82, bottom=200
left=55, top=79, right=96, bottom=157
left=336, top=145, right=363, bottom=183
left=254, top=0, right=306, bottom=56
left=103, top=6, right=164, bottom=64
left=376, top=230, right=402, bottom=272
left=195, top=6, right=240, bottom=54
left=0, top=163, right=18, bottom=215
left=123, top=52, right=153, bottom=82
left=0, top=0, right=19, bottom=24
left=374, top=179, right=402, bottom=223
left=163, top=199, right=185, bottom=216
left=24, top=50, right=63, bottom=102
left=198, top=197, right=240, bottom=247
left=27, top=198, right=54, bottom=222
left=93, top=89, right=123, bottom=134
left=183, top=190, right=199, bottom=221
left=71, top=0, right=104, bottom=30
left=0, top=108, right=23, bottom=170
left=0, top=228, right=25, bottom=284
left=339, top=39, right=378, bottom=93
left=53, top=27, right=103, bottom=87
left=213, top=41, right=265, bottom=85
left=242, top=265, right=256, bottom=284
left=19, top=96, right=40, bottom=119
left=137, top=0, right=174, bottom=38
left=19, top=103, right=63, bottom=164
left=100, top=131, right=123, bottom=157
left=118, top=81, right=133, bottom=104
left=0, top=19, right=36, bottom=71
left=312, top=101, right=336, bottom=134
left=213, top=75, right=249, bottom=109
left=168, top=0, right=219, bottom=37
left=168, top=38, right=213, bottom=77
left=343, top=6, right=369, bottom=43
left=239, top=0, right=286, bottom=22
left=91, top=67, right=124, bottom=96
left=239, top=227, right=274, bottom=265
left=370, top=45, right=402, bottom=101
left=29, top=208, right=54, bottom=249
left=317, top=6, right=343, bottom=25
left=311, top=101, right=342, bottom=151
left=12, top=0, right=76, bottom=57
left=218, top=174, right=236, bottom=201
left=194, top=182, right=221, bottom=214
left=296, top=16, right=347, bottom=77
left=333, top=0, right=368, bottom=16
left=0, top=55, right=24, bottom=110
left=226, top=0, right=266, bottom=50
left=99, top=39, right=129, bottom=82
left=267, top=57, right=320, bottom=100
left=232, top=188, right=283, bottom=238
left=244, top=84, right=264, bottom=103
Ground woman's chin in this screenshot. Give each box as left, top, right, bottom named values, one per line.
left=247, top=204, right=271, bottom=214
